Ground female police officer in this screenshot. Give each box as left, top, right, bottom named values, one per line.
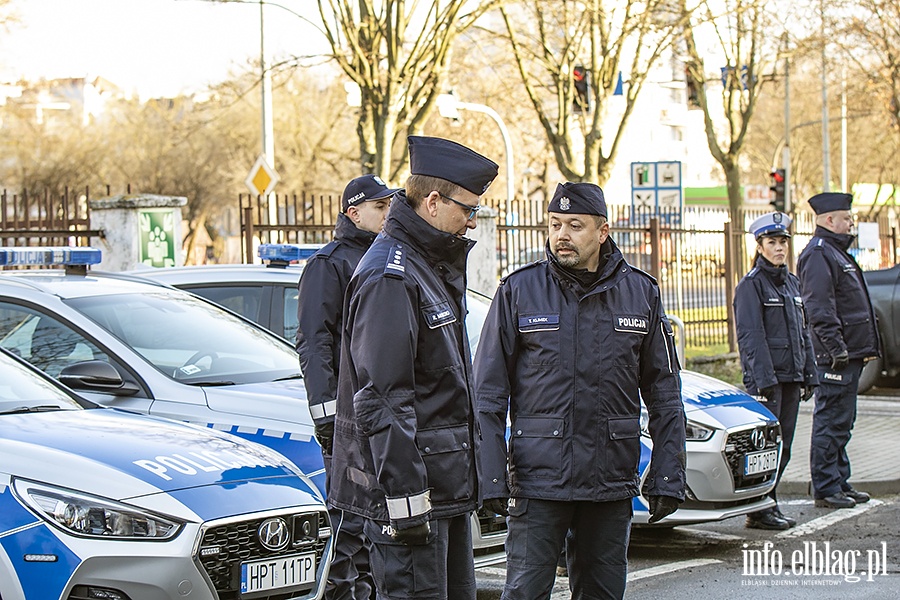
left=734, top=212, right=818, bottom=529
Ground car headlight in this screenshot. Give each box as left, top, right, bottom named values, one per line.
left=14, top=480, right=182, bottom=540
left=685, top=420, right=714, bottom=442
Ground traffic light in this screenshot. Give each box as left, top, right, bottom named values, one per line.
left=769, top=169, right=786, bottom=211
left=573, top=65, right=591, bottom=113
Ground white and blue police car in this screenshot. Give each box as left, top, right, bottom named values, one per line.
left=0, top=345, right=332, bottom=600
left=140, top=244, right=783, bottom=527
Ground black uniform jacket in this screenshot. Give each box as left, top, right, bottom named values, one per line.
left=329, top=193, right=479, bottom=528
left=296, top=212, right=377, bottom=425
left=474, top=241, right=686, bottom=503
left=734, top=256, right=818, bottom=393
left=797, top=227, right=880, bottom=365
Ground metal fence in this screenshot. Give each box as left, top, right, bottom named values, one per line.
left=0, top=187, right=102, bottom=250
left=230, top=192, right=896, bottom=350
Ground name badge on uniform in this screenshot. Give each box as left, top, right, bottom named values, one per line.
left=518, top=314, right=560, bottom=332
left=614, top=315, right=649, bottom=334
left=423, top=302, right=457, bottom=329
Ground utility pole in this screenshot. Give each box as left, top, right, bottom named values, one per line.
left=259, top=0, right=276, bottom=230
left=820, top=0, right=831, bottom=192
left=783, top=36, right=792, bottom=213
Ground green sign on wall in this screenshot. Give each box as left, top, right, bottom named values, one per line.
left=139, top=209, right=177, bottom=267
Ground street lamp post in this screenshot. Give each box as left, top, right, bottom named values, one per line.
left=436, top=94, right=514, bottom=207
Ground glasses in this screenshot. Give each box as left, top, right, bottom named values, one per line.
left=439, top=192, right=481, bottom=221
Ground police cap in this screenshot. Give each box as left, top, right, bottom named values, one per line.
left=749, top=211, right=792, bottom=240
left=547, top=182, right=608, bottom=218
left=808, top=192, right=852, bottom=215
left=408, top=136, right=499, bottom=195
left=341, top=174, right=402, bottom=213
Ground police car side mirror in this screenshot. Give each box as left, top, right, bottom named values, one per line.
left=59, top=361, right=141, bottom=396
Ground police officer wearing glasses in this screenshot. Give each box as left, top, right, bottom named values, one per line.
left=474, top=182, right=685, bottom=600
left=798, top=192, right=880, bottom=509
left=329, top=136, right=498, bottom=600
left=734, top=212, right=818, bottom=530
left=296, top=174, right=400, bottom=600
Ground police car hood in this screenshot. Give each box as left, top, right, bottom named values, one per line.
left=679, top=370, right=777, bottom=429
left=203, top=378, right=314, bottom=433
left=0, top=409, right=321, bottom=516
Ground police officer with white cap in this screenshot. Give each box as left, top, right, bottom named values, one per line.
left=329, top=136, right=498, bottom=599
left=474, top=182, right=685, bottom=600
left=734, top=211, right=817, bottom=529
left=296, top=173, right=400, bottom=600
left=798, top=192, right=880, bottom=509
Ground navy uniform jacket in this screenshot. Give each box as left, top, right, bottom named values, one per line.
left=296, top=212, right=377, bottom=425
left=734, top=257, right=818, bottom=393
left=329, top=193, right=479, bottom=528
left=474, top=241, right=686, bottom=503
left=797, top=227, right=880, bottom=365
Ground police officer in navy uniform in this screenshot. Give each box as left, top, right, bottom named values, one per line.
left=474, top=182, right=686, bottom=600
left=798, top=192, right=880, bottom=509
left=329, top=136, right=498, bottom=600
left=734, top=212, right=818, bottom=530
left=297, top=174, right=400, bottom=600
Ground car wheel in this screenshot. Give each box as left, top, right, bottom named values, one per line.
left=858, top=355, right=882, bottom=394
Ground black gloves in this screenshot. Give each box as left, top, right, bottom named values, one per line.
left=390, top=521, right=431, bottom=545
left=831, top=351, right=849, bottom=371
left=801, top=386, right=816, bottom=402
left=314, top=421, right=334, bottom=455
left=758, top=385, right=776, bottom=402
left=483, top=497, right=509, bottom=517
left=648, top=495, right=680, bottom=524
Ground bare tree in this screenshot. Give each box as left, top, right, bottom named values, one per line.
left=496, top=0, right=687, bottom=186
left=680, top=0, right=782, bottom=218
left=316, top=0, right=503, bottom=183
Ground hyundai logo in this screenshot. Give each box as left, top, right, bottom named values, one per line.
left=750, top=428, right=767, bottom=451
left=258, top=518, right=290, bottom=551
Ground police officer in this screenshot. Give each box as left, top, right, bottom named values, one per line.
left=329, top=136, right=498, bottom=600
left=474, top=182, right=686, bottom=600
left=798, top=192, right=880, bottom=509
left=734, top=212, right=817, bottom=530
left=297, top=174, right=400, bottom=600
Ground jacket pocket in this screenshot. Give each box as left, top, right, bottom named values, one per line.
left=518, top=313, right=560, bottom=366
left=605, top=417, right=641, bottom=481
left=768, top=337, right=791, bottom=372
left=509, top=416, right=564, bottom=480
left=841, top=312, right=873, bottom=353
left=417, top=425, right=473, bottom=502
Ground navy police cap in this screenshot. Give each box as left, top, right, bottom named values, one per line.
left=547, top=182, right=608, bottom=218
left=341, top=174, right=402, bottom=213
left=408, top=136, right=499, bottom=195
left=749, top=211, right=792, bottom=240
left=808, top=192, right=852, bottom=215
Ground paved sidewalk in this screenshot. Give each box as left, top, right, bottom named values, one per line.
left=779, top=394, right=900, bottom=496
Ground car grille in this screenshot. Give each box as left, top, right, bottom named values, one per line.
left=195, top=510, right=330, bottom=600
left=725, top=423, right=781, bottom=490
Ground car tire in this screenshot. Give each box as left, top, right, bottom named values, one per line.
left=858, top=355, right=882, bottom=394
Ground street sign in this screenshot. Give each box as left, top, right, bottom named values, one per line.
left=630, top=161, right=683, bottom=223
left=245, top=154, right=279, bottom=197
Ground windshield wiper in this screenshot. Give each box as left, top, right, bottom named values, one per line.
left=184, top=380, right=236, bottom=387
left=273, top=374, right=303, bottom=381
left=0, top=405, right=65, bottom=415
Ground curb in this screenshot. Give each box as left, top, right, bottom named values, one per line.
left=779, top=479, right=900, bottom=497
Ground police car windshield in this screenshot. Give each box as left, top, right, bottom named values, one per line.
left=66, top=292, right=301, bottom=384
left=0, top=352, right=83, bottom=413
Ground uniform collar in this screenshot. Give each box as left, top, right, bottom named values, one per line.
left=383, top=191, right=474, bottom=270
left=814, top=225, right=856, bottom=252
left=334, top=212, right=378, bottom=249
left=754, top=255, right=787, bottom=286
left=547, top=238, right=625, bottom=293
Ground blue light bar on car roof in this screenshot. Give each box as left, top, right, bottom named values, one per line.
left=0, top=247, right=102, bottom=266
left=258, top=244, right=321, bottom=263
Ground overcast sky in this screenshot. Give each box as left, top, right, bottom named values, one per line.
left=0, top=0, right=328, bottom=98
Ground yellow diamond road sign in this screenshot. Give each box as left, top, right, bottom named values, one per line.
left=245, top=154, right=279, bottom=196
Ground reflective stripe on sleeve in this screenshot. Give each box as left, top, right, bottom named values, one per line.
left=309, top=400, right=337, bottom=420
left=386, top=490, right=432, bottom=520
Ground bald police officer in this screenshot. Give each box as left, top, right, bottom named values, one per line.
left=329, top=136, right=498, bottom=600
left=297, top=174, right=400, bottom=600
left=735, top=212, right=817, bottom=529
left=474, top=182, right=686, bottom=600
left=797, top=192, right=880, bottom=509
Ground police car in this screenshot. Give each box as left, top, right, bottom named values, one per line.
left=0, top=345, right=332, bottom=600
left=138, top=244, right=781, bottom=527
